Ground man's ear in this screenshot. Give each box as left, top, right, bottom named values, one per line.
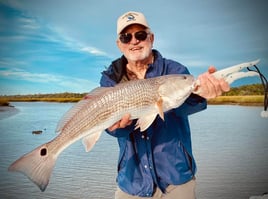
left=149, top=33, right=154, bottom=43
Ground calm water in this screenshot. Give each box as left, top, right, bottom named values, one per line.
left=0, top=102, right=267, bottom=199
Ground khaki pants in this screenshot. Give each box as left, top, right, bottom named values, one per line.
left=115, top=179, right=196, bottom=199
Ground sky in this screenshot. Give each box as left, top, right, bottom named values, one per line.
left=0, top=0, right=267, bottom=95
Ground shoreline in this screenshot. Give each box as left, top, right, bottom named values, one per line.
left=0, top=106, right=20, bottom=120
left=207, top=95, right=263, bottom=106
left=0, top=95, right=264, bottom=106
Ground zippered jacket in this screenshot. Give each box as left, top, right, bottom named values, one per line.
left=100, top=50, right=207, bottom=197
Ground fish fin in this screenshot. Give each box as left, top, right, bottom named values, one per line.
left=135, top=114, right=157, bottom=132
left=82, top=131, right=102, bottom=152
left=8, top=144, right=57, bottom=192
left=156, top=98, right=164, bottom=121
left=56, top=87, right=111, bottom=133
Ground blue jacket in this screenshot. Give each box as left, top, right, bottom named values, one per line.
left=100, top=50, right=207, bottom=197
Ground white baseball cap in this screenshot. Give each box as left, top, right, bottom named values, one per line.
left=117, top=11, right=150, bottom=34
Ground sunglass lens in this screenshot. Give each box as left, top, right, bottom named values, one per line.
left=135, top=31, right=148, bottom=41
left=119, top=33, right=132, bottom=43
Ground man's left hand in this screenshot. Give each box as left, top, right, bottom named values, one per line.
left=195, top=66, right=230, bottom=99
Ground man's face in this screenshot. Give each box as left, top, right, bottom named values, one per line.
left=117, top=24, right=154, bottom=62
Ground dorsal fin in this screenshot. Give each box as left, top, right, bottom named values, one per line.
left=55, top=87, right=111, bottom=133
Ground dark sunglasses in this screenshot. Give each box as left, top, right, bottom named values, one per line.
left=119, top=30, right=149, bottom=44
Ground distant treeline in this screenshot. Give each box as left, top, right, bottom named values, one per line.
left=0, top=84, right=265, bottom=104
left=223, top=83, right=264, bottom=96
left=0, top=92, right=87, bottom=103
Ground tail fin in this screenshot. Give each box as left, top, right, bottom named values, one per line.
left=8, top=144, right=57, bottom=192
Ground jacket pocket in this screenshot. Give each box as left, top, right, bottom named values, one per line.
left=178, top=141, right=194, bottom=174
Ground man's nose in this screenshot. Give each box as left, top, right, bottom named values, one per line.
left=129, top=35, right=139, bottom=44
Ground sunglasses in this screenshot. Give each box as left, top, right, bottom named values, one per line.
left=119, top=30, right=149, bottom=44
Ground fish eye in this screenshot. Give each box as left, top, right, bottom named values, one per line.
left=40, top=148, right=47, bottom=156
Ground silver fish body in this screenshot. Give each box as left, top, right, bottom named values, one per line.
left=8, top=74, right=195, bottom=191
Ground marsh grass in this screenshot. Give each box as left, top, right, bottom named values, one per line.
left=0, top=99, right=10, bottom=106
left=208, top=95, right=263, bottom=106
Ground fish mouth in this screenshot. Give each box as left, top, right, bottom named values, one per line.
left=191, top=80, right=200, bottom=94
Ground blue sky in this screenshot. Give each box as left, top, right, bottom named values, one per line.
left=0, top=0, right=267, bottom=95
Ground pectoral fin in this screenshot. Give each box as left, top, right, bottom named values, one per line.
left=135, top=98, right=164, bottom=132
left=135, top=114, right=157, bottom=132
left=82, top=131, right=102, bottom=152
left=156, top=98, right=164, bottom=121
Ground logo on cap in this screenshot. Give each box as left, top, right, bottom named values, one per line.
left=127, top=14, right=135, bottom=21
left=124, top=13, right=137, bottom=22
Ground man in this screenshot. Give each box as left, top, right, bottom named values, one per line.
left=100, top=11, right=229, bottom=199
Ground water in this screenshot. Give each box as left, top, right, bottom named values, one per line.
left=190, top=106, right=268, bottom=199
left=0, top=102, right=267, bottom=199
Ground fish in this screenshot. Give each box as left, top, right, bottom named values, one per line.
left=8, top=74, right=195, bottom=191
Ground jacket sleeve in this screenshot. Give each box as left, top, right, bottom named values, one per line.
left=105, top=121, right=136, bottom=137
left=100, top=73, right=116, bottom=87
left=175, top=94, right=207, bottom=116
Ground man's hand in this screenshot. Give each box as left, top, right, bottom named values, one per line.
left=108, top=113, right=132, bottom=131
left=195, top=66, right=230, bottom=99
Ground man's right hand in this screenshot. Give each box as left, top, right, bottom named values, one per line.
left=108, top=113, right=132, bottom=131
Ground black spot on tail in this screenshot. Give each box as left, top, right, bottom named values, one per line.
left=40, top=148, right=47, bottom=156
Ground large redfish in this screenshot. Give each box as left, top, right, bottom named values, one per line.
left=8, top=74, right=195, bottom=191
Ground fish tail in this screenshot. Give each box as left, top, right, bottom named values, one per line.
left=8, top=143, right=57, bottom=192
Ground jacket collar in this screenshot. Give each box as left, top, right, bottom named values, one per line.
left=106, top=49, right=161, bottom=83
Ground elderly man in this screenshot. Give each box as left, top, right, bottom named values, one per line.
left=100, top=11, right=229, bottom=199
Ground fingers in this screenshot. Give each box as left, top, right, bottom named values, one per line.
left=120, top=113, right=132, bottom=128
left=208, top=66, right=216, bottom=74
left=219, top=78, right=230, bottom=92
left=208, top=65, right=230, bottom=92
left=198, top=74, right=219, bottom=99
left=108, top=113, right=132, bottom=132
left=108, top=122, right=120, bottom=132
left=197, top=70, right=230, bottom=99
